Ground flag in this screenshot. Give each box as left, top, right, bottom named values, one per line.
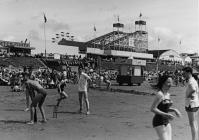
left=139, top=12, right=142, bottom=18
left=44, top=14, right=47, bottom=23
left=24, top=38, right=27, bottom=44
left=94, top=25, right=96, bottom=32
left=117, top=16, right=120, bottom=22
left=158, top=37, right=160, bottom=42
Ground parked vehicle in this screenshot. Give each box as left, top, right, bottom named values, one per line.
left=116, top=58, right=146, bottom=86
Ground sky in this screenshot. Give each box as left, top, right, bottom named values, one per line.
left=0, top=0, right=198, bottom=55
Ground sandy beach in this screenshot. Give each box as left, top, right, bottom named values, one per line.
left=0, top=82, right=194, bottom=140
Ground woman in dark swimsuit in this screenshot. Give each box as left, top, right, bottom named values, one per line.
left=151, top=75, right=181, bottom=140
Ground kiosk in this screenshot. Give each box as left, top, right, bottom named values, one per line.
left=116, top=58, right=146, bottom=86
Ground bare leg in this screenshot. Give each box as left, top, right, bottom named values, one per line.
left=83, top=92, right=90, bottom=114
left=34, top=108, right=37, bottom=122
left=78, top=92, right=83, bottom=113
left=166, top=123, right=172, bottom=140
left=154, top=125, right=169, bottom=140
left=27, top=106, right=35, bottom=124
left=56, top=99, right=61, bottom=107
left=187, top=111, right=198, bottom=140
left=38, top=105, right=47, bottom=122
left=56, top=92, right=68, bottom=107
left=24, top=90, right=30, bottom=111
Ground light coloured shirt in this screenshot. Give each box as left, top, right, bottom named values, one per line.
left=185, top=77, right=199, bottom=108
left=78, top=72, right=90, bottom=92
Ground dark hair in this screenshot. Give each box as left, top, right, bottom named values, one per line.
left=182, top=67, right=193, bottom=74
left=156, top=75, right=172, bottom=90
left=193, top=74, right=198, bottom=81
left=22, top=72, right=30, bottom=78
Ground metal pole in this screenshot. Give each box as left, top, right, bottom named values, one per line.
left=44, top=22, right=47, bottom=59
left=156, top=38, right=160, bottom=73
left=156, top=50, right=159, bottom=73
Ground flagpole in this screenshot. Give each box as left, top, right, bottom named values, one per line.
left=43, top=13, right=47, bottom=59
left=44, top=21, right=46, bottom=59
left=156, top=37, right=160, bottom=73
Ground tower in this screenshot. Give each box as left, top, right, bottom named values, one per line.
left=134, top=13, right=148, bottom=52
left=113, top=16, right=124, bottom=32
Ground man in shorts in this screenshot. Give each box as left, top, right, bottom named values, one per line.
left=183, top=67, right=199, bottom=140
left=23, top=73, right=47, bottom=124
left=78, top=68, right=92, bottom=115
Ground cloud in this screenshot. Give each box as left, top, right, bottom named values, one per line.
left=75, top=36, right=86, bottom=42
left=2, top=35, right=16, bottom=41
left=0, top=0, right=27, bottom=4
left=99, top=5, right=118, bottom=12
left=154, top=27, right=172, bottom=37
left=148, top=26, right=184, bottom=51
left=39, top=19, right=70, bottom=32
left=31, top=15, right=40, bottom=21
left=28, top=30, right=41, bottom=41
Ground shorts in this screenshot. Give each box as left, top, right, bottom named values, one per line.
left=185, top=105, right=199, bottom=112
left=31, top=94, right=46, bottom=107
left=78, top=91, right=87, bottom=94
left=37, top=88, right=47, bottom=96
left=58, top=87, right=64, bottom=93
left=152, top=115, right=169, bottom=127
left=78, top=91, right=88, bottom=97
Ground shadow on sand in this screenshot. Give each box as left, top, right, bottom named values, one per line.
left=91, top=87, right=151, bottom=96
left=4, top=109, right=24, bottom=112
left=56, top=111, right=79, bottom=115
left=0, top=120, right=27, bottom=124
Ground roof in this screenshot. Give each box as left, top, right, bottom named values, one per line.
left=148, top=50, right=169, bottom=58
left=58, top=39, right=86, bottom=53
left=58, top=38, right=85, bottom=47
left=7, top=46, right=35, bottom=50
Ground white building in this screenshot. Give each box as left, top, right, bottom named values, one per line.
left=148, top=49, right=183, bottom=64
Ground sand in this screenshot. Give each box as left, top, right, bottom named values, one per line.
left=0, top=82, right=193, bottom=140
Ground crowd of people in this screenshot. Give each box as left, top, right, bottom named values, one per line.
left=21, top=65, right=199, bottom=140
left=1, top=62, right=199, bottom=140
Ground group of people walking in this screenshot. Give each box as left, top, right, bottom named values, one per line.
left=151, top=66, right=199, bottom=140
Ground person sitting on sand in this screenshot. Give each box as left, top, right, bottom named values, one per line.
left=151, top=75, right=181, bottom=140
left=23, top=73, right=47, bottom=124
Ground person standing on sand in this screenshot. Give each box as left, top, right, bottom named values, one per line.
left=23, top=73, right=47, bottom=124
left=182, top=67, right=199, bottom=140
left=56, top=75, right=69, bottom=107
left=151, top=75, right=181, bottom=140
left=78, top=68, right=92, bottom=115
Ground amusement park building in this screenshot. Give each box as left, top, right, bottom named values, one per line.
left=0, top=40, right=35, bottom=57
left=58, top=19, right=153, bottom=60
left=148, top=49, right=184, bottom=64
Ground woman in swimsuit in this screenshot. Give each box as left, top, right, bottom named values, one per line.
left=151, top=75, right=181, bottom=140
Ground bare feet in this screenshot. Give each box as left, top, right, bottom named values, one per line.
left=27, top=121, right=34, bottom=125
left=86, top=111, right=90, bottom=115
left=24, top=108, right=30, bottom=112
